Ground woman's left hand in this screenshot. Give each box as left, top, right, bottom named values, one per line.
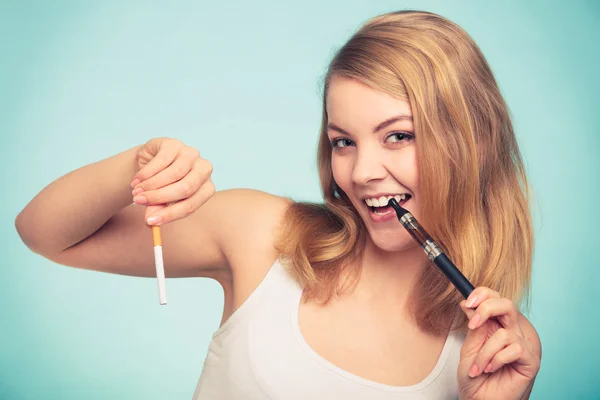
left=457, top=287, right=541, bottom=400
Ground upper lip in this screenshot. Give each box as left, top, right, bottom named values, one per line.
left=360, top=192, right=410, bottom=200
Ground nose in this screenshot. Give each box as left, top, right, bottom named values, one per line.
left=351, top=146, right=387, bottom=186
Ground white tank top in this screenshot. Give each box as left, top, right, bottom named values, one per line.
left=192, top=257, right=465, bottom=399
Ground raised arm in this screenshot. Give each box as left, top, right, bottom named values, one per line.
left=15, top=138, right=290, bottom=280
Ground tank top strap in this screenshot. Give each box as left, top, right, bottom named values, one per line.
left=211, top=256, right=300, bottom=339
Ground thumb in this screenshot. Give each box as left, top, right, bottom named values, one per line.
left=460, top=300, right=476, bottom=320
left=145, top=204, right=166, bottom=225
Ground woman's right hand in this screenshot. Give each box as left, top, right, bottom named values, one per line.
left=130, top=137, right=215, bottom=226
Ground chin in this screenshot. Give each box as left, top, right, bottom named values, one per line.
left=367, top=229, right=419, bottom=254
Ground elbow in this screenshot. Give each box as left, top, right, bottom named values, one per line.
left=15, top=210, right=45, bottom=255
left=15, top=209, right=75, bottom=261
left=15, top=210, right=34, bottom=249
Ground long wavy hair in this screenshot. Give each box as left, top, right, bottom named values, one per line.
left=274, top=10, right=533, bottom=335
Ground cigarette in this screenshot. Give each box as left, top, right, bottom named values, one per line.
left=152, top=225, right=167, bottom=305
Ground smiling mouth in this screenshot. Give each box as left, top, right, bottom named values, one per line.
left=364, top=194, right=412, bottom=215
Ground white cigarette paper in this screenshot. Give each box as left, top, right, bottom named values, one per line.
left=152, top=226, right=167, bottom=305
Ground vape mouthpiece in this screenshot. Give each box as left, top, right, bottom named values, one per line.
left=388, top=198, right=408, bottom=218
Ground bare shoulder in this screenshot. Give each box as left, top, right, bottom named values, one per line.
left=518, top=312, right=542, bottom=360
left=214, top=188, right=294, bottom=312
left=216, top=188, right=293, bottom=277
left=216, top=188, right=292, bottom=260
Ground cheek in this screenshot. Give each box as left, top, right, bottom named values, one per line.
left=331, top=157, right=351, bottom=187
left=392, top=149, right=419, bottom=189
left=410, top=157, right=420, bottom=188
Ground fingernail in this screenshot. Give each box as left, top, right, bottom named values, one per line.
left=466, top=295, right=477, bottom=308
left=133, top=195, right=147, bottom=205
left=468, top=314, right=480, bottom=329
left=147, top=216, right=162, bottom=225
left=469, top=363, right=479, bottom=378
left=130, top=179, right=140, bottom=188
left=484, top=362, right=493, bottom=373
left=132, top=187, right=144, bottom=196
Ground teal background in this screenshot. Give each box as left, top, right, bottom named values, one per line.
left=1, top=0, right=598, bottom=398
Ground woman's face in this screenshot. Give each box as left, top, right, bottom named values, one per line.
left=326, top=75, right=421, bottom=253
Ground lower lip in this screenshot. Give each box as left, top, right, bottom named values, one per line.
left=366, top=199, right=409, bottom=223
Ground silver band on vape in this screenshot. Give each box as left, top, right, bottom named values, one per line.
left=399, top=213, right=419, bottom=230
left=423, top=240, right=442, bottom=261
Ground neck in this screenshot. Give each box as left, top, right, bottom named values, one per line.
left=351, top=238, right=429, bottom=313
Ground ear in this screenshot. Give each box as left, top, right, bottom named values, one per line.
left=333, top=181, right=343, bottom=199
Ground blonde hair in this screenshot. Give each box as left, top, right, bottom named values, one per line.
left=274, top=10, right=533, bottom=335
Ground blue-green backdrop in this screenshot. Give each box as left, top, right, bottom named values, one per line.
left=1, top=1, right=598, bottom=399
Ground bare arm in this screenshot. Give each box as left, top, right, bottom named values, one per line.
left=15, top=141, right=291, bottom=279
left=16, top=145, right=141, bottom=256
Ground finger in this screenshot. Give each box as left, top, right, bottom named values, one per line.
left=468, top=297, right=518, bottom=330
left=485, top=340, right=537, bottom=377
left=145, top=204, right=166, bottom=226
left=133, top=141, right=183, bottom=183
left=145, top=179, right=215, bottom=225
left=133, top=158, right=199, bottom=204
left=464, top=286, right=501, bottom=309
left=135, top=151, right=202, bottom=194
left=468, top=328, right=519, bottom=377
left=136, top=166, right=207, bottom=206
left=460, top=300, right=475, bottom=319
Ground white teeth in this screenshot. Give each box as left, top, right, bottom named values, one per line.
left=364, top=194, right=409, bottom=207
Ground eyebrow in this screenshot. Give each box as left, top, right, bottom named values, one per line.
left=327, top=115, right=413, bottom=136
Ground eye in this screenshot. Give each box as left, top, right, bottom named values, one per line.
left=330, top=138, right=354, bottom=149
left=386, top=131, right=414, bottom=143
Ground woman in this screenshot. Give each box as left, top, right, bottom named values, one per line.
left=16, top=10, right=541, bottom=399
